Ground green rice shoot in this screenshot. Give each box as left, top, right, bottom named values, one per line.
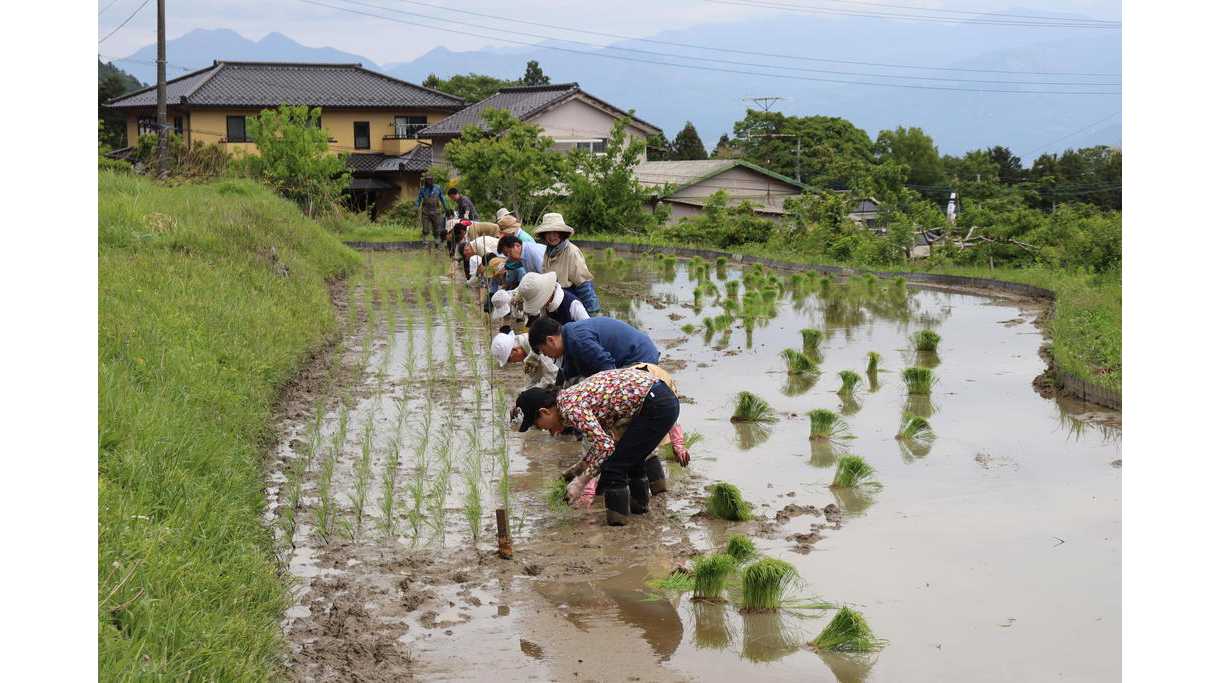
left=707, top=482, right=752, bottom=521
left=866, top=351, right=881, bottom=375
left=897, top=413, right=934, bottom=440
left=546, top=478, right=570, bottom=512
left=902, top=367, right=936, bottom=395
left=648, top=569, right=695, bottom=592
left=807, top=408, right=848, bottom=441
left=731, top=391, right=777, bottom=423
left=739, top=557, right=800, bottom=611
left=837, top=370, right=862, bottom=395
left=781, top=348, right=819, bottom=375
left=725, top=534, right=758, bottom=563
left=832, top=455, right=875, bottom=488
left=692, top=553, right=738, bottom=601
left=913, top=329, right=941, bottom=352
left=811, top=607, right=885, bottom=652
left=800, top=328, right=824, bottom=354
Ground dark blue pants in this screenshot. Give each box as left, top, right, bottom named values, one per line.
left=598, top=381, right=679, bottom=490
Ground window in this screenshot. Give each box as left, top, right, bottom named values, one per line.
left=226, top=115, right=248, bottom=142
left=354, top=121, right=370, bottom=149
left=173, top=116, right=183, bottom=135
left=556, top=139, right=608, bottom=155
left=137, top=117, right=158, bottom=137
left=392, top=115, right=428, bottom=139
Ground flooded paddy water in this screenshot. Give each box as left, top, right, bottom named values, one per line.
left=266, top=250, right=1120, bottom=682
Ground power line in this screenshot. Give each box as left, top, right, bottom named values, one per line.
left=385, top=0, right=1117, bottom=77
left=706, top=0, right=1122, bottom=29
left=98, top=0, right=152, bottom=45
left=1023, top=112, right=1121, bottom=158
left=363, top=0, right=1118, bottom=86
left=98, top=0, right=124, bottom=16
left=784, top=0, right=1119, bottom=25
left=300, top=0, right=1118, bottom=95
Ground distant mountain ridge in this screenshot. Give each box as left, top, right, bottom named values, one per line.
left=116, top=12, right=1121, bottom=156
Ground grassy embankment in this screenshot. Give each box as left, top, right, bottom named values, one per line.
left=578, top=231, right=1121, bottom=393
left=99, top=172, right=359, bottom=678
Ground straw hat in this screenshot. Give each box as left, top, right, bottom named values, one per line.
left=517, top=271, right=559, bottom=316
left=497, top=214, right=522, bottom=231
left=494, top=207, right=516, bottom=222
left=535, top=212, right=574, bottom=237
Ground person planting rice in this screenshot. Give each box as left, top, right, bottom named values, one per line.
left=513, top=368, right=681, bottom=525
left=495, top=208, right=536, bottom=244
left=535, top=212, right=601, bottom=315
left=491, top=325, right=558, bottom=389
left=459, top=235, right=501, bottom=285
left=528, top=316, right=658, bottom=386
left=497, top=234, right=545, bottom=291
left=514, top=272, right=589, bottom=325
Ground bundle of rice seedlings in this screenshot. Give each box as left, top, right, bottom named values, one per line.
left=902, top=367, right=936, bottom=395
left=693, top=264, right=708, bottom=281
left=659, top=430, right=703, bottom=461
left=807, top=408, right=848, bottom=441
left=781, top=348, right=818, bottom=375
left=725, top=280, right=740, bottom=298
left=866, top=351, right=881, bottom=375
left=811, top=607, right=884, bottom=652
left=896, top=413, right=934, bottom=440
left=703, top=317, right=716, bottom=333
left=731, top=392, right=777, bottom=423
left=913, top=329, right=941, bottom=352
left=545, top=478, right=570, bottom=512
left=716, top=256, right=728, bottom=267
left=832, top=456, right=874, bottom=488
left=681, top=323, right=697, bottom=335
left=723, top=299, right=739, bottom=314
left=761, top=288, right=780, bottom=304
left=707, top=482, right=752, bottom=521
left=740, top=557, right=800, bottom=611
left=801, top=328, right=824, bottom=355
left=649, top=568, right=695, bottom=592
left=693, top=553, right=738, bottom=601
left=837, top=370, right=862, bottom=396
left=818, top=276, right=831, bottom=294
left=714, top=313, right=734, bottom=331
left=725, top=534, right=757, bottom=563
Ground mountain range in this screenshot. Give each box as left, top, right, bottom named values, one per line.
left=113, top=9, right=1121, bottom=159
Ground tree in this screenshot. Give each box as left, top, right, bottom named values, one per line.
left=669, top=122, right=707, bottom=160
left=422, top=72, right=515, bottom=103
left=522, top=60, right=550, bottom=86
left=988, top=146, right=1025, bottom=185
left=875, top=126, right=945, bottom=190
left=445, top=108, right=567, bottom=224
left=645, top=132, right=670, bottom=161
left=99, top=60, right=144, bottom=149
left=245, top=105, right=350, bottom=216
left=562, top=116, right=664, bottom=235
left=732, top=110, right=873, bottom=184
left=712, top=133, right=736, bottom=159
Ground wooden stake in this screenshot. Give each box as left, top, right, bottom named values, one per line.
left=495, top=508, right=513, bottom=559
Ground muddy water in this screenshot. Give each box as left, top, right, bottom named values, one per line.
left=268, top=253, right=1119, bottom=682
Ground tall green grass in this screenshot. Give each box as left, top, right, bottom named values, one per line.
left=98, top=173, right=359, bottom=678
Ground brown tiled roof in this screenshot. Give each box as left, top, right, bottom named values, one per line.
left=418, top=83, right=659, bottom=138
left=106, top=61, right=465, bottom=110
left=344, top=145, right=433, bottom=174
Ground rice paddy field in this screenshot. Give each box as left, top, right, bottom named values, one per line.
left=268, top=249, right=1120, bottom=681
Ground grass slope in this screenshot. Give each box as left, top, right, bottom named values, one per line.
left=579, top=232, right=1121, bottom=393
left=98, top=172, right=359, bottom=679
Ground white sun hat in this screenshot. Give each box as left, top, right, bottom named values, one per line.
left=517, top=271, right=559, bottom=316
left=494, top=207, right=516, bottom=222
left=490, top=289, right=512, bottom=319
left=534, top=212, right=574, bottom=237
left=491, top=329, right=516, bottom=367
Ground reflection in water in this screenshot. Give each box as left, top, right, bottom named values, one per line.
left=832, top=484, right=878, bottom=515
left=783, top=373, right=818, bottom=397
left=740, top=610, right=807, bottom=663
left=735, top=422, right=773, bottom=450
left=817, top=651, right=878, bottom=683
left=810, top=440, right=842, bottom=468
left=691, top=601, right=736, bottom=650
left=839, top=395, right=862, bottom=416
left=867, top=372, right=881, bottom=393
left=915, top=350, right=941, bottom=369
left=897, top=436, right=934, bottom=461
left=904, top=395, right=937, bottom=419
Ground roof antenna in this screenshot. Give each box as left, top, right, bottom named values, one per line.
left=742, top=96, right=786, bottom=112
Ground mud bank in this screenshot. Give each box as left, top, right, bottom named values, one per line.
left=268, top=252, right=1120, bottom=681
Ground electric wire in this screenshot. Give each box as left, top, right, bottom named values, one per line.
left=98, top=0, right=152, bottom=45
left=705, top=0, right=1121, bottom=29
left=778, top=0, right=1119, bottom=24
left=98, top=0, right=123, bottom=17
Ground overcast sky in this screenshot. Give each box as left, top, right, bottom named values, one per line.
left=98, top=0, right=1121, bottom=65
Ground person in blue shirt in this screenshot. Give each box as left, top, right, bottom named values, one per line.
left=497, top=234, right=545, bottom=290
left=528, top=316, right=659, bottom=387
left=415, top=176, right=449, bottom=247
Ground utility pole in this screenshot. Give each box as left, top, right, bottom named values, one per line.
left=155, top=0, right=168, bottom=178
left=740, top=133, right=800, bottom=183
left=741, top=96, right=786, bottom=112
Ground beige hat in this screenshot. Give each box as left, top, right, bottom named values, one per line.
left=535, top=212, right=574, bottom=237
left=494, top=207, right=516, bottom=222
left=517, top=271, right=559, bottom=316
left=497, top=214, right=521, bottom=231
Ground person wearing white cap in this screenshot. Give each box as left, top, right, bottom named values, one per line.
left=491, top=325, right=558, bottom=389
left=459, top=234, right=501, bottom=285
left=495, top=208, right=535, bottom=244
left=515, top=271, right=588, bottom=325
left=535, top=212, right=600, bottom=315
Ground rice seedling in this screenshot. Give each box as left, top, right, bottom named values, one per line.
left=648, top=568, right=696, bottom=593
left=866, top=351, right=880, bottom=376
left=461, top=446, right=484, bottom=547
left=831, top=455, right=874, bottom=488
left=818, top=276, right=831, bottom=295
left=807, top=408, right=848, bottom=441
left=314, top=450, right=336, bottom=543
left=693, top=264, right=708, bottom=281
left=693, top=553, right=738, bottom=601
left=716, top=256, right=728, bottom=268
left=545, top=477, right=570, bottom=512
left=811, top=607, right=885, bottom=652
left=912, top=329, right=941, bottom=353
left=800, top=329, right=824, bottom=355
left=702, top=317, right=716, bottom=333
left=731, top=392, right=777, bottom=423
left=837, top=370, right=862, bottom=396
left=350, top=416, right=376, bottom=535
left=761, top=288, right=780, bottom=304
left=897, top=413, right=934, bottom=440
left=659, top=430, right=703, bottom=461
left=377, top=435, right=401, bottom=539
left=706, top=482, right=752, bottom=521
left=725, top=280, right=740, bottom=298
left=781, top=349, right=818, bottom=375
left=725, top=534, right=757, bottom=563
left=681, top=323, right=697, bottom=335
left=714, top=313, right=734, bottom=331
left=739, top=557, right=800, bottom=611
left=902, top=367, right=936, bottom=395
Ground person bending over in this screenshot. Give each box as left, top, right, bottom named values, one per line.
left=528, top=316, right=658, bottom=386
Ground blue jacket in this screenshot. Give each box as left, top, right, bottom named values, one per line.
left=521, top=241, right=545, bottom=274
left=560, top=318, right=660, bottom=383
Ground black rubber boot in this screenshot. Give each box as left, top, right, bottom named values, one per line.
left=628, top=477, right=651, bottom=514
left=645, top=456, right=668, bottom=495
left=605, top=486, right=631, bottom=526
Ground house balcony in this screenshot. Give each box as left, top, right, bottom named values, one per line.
left=382, top=135, right=422, bottom=156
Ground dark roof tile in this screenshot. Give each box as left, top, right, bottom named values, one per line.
left=418, top=83, right=580, bottom=137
